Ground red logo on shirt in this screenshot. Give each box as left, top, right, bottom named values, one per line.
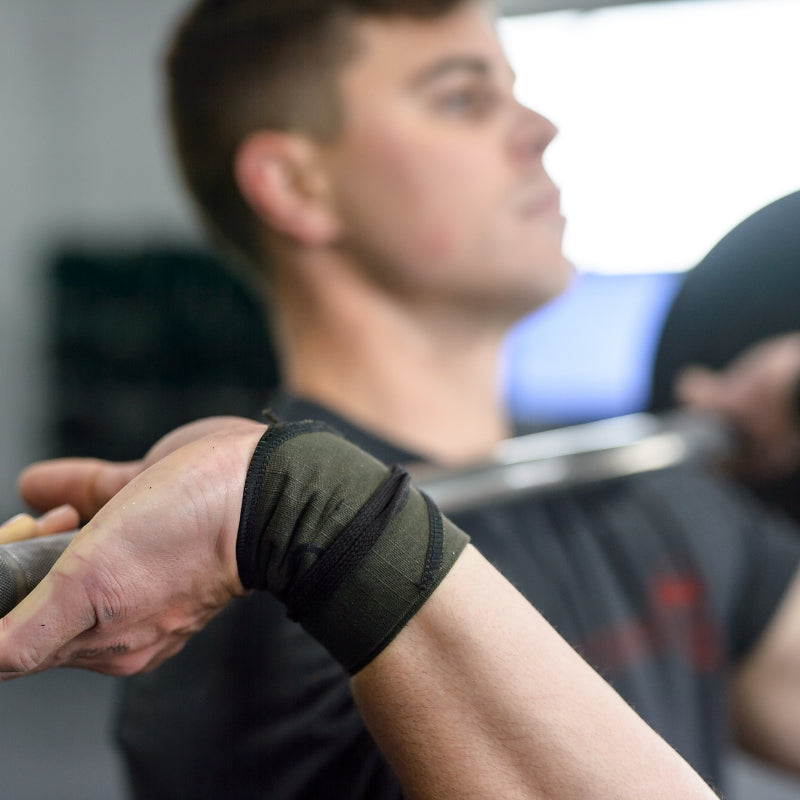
left=577, top=567, right=722, bottom=677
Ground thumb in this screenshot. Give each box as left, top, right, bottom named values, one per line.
left=673, top=365, right=724, bottom=408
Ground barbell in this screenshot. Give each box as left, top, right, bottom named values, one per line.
left=0, top=410, right=734, bottom=617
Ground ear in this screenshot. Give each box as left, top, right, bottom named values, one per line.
left=234, top=132, right=341, bottom=246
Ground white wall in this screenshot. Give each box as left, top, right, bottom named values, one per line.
left=501, top=0, right=800, bottom=274
left=0, top=0, right=197, bottom=514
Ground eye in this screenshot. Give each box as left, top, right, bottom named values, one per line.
left=434, top=84, right=498, bottom=119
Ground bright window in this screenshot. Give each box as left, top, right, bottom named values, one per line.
left=499, top=0, right=800, bottom=274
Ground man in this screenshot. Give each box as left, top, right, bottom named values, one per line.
left=5, top=0, right=800, bottom=797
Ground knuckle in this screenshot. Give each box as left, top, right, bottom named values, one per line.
left=0, top=643, right=47, bottom=674
left=80, top=566, right=130, bottom=624
left=70, top=641, right=144, bottom=676
left=73, top=642, right=130, bottom=661
left=102, top=650, right=155, bottom=677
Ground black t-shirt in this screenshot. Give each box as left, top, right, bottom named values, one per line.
left=115, top=394, right=800, bottom=798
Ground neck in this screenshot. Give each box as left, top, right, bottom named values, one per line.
left=271, top=254, right=513, bottom=465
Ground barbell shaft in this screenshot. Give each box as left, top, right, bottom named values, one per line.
left=410, top=409, right=734, bottom=514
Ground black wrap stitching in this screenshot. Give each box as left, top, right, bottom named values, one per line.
left=282, top=464, right=411, bottom=623
left=236, top=420, right=335, bottom=591
left=417, top=491, right=444, bottom=592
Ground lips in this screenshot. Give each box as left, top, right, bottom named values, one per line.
left=517, top=184, right=562, bottom=220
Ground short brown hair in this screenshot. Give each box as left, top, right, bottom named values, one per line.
left=166, top=0, right=468, bottom=268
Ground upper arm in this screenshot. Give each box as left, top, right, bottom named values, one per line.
left=732, top=567, right=800, bottom=773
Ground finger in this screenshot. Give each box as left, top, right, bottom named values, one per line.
left=0, top=514, right=39, bottom=544
left=68, top=633, right=190, bottom=677
left=37, top=505, right=81, bottom=535
left=17, top=458, right=142, bottom=519
left=0, top=505, right=80, bottom=545
left=673, top=365, right=724, bottom=407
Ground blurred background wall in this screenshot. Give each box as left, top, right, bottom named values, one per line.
left=0, top=4, right=195, bottom=796
left=0, top=0, right=195, bottom=517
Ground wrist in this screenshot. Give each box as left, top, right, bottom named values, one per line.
left=188, top=421, right=269, bottom=597
left=236, top=421, right=470, bottom=673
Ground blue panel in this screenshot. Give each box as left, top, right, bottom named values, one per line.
left=503, top=271, right=684, bottom=424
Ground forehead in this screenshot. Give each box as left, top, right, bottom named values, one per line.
left=341, top=3, right=509, bottom=95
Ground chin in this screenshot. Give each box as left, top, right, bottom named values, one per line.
left=521, top=254, right=575, bottom=310
left=552, top=256, right=576, bottom=294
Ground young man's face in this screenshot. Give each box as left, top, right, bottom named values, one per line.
left=320, top=1, right=572, bottom=320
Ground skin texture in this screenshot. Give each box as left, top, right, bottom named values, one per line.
left=352, top=546, right=719, bottom=800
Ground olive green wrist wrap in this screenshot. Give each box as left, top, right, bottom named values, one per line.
left=236, top=420, right=470, bottom=674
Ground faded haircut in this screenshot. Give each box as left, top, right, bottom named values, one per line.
left=165, top=0, right=469, bottom=268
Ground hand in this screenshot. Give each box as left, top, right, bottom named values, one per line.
left=0, top=416, right=267, bottom=678
left=676, top=333, right=800, bottom=479
left=17, top=415, right=262, bottom=521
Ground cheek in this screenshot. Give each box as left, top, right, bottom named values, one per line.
left=347, top=130, right=492, bottom=265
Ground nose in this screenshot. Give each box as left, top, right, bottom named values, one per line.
left=508, top=104, right=558, bottom=163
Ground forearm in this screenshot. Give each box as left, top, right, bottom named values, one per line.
left=352, top=545, right=719, bottom=800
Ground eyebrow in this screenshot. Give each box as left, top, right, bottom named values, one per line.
left=407, top=56, right=494, bottom=90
